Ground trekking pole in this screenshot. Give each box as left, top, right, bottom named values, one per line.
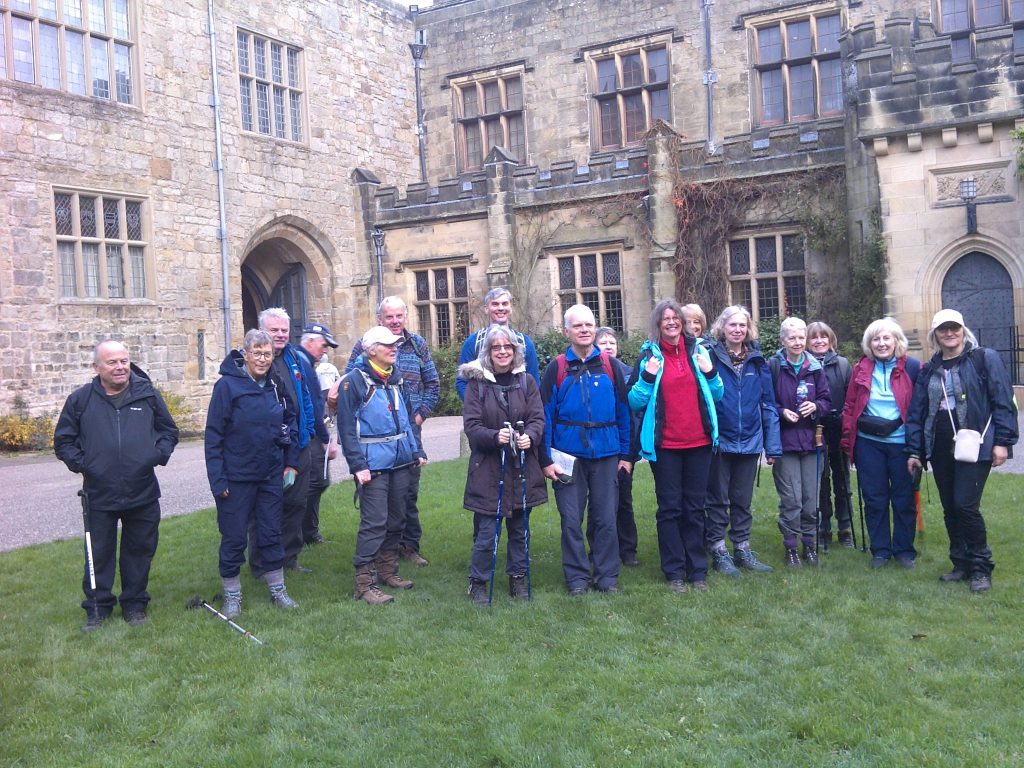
left=77, top=490, right=100, bottom=619
left=185, top=595, right=264, bottom=645
left=814, top=425, right=824, bottom=558
left=911, top=464, right=924, bottom=548
left=842, top=455, right=857, bottom=550
left=488, top=423, right=511, bottom=605
left=515, top=420, right=531, bottom=600
left=856, top=470, right=867, bottom=553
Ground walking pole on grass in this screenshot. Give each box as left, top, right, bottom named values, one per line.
left=856, top=472, right=867, bottom=553
left=814, top=425, right=824, bottom=557
left=842, top=456, right=857, bottom=550
left=488, top=423, right=512, bottom=605
left=515, top=420, right=531, bottom=600
left=911, top=464, right=924, bottom=547
left=78, top=490, right=100, bottom=619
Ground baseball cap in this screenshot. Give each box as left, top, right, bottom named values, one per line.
left=361, top=325, right=402, bottom=348
left=303, top=323, right=338, bottom=348
left=930, top=309, right=965, bottom=330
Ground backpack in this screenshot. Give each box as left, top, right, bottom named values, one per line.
left=555, top=351, right=615, bottom=388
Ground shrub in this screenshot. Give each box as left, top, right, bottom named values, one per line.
left=0, top=399, right=56, bottom=452
left=430, top=343, right=463, bottom=417
left=157, top=388, right=199, bottom=434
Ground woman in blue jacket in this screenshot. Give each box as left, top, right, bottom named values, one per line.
left=705, top=306, right=781, bottom=576
left=205, top=329, right=300, bottom=618
left=629, top=299, right=723, bottom=593
left=338, top=326, right=427, bottom=605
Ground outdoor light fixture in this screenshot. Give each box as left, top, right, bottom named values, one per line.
left=959, top=176, right=978, bottom=234
left=371, top=227, right=386, bottom=306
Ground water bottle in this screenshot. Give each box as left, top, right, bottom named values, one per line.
left=796, top=380, right=809, bottom=408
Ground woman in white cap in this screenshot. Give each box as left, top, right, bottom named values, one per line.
left=337, top=326, right=426, bottom=604
left=906, top=309, right=1018, bottom=593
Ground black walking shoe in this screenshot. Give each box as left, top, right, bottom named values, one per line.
left=969, top=574, right=992, bottom=593
left=784, top=548, right=802, bottom=569
left=837, top=529, right=855, bottom=548
left=509, top=575, right=530, bottom=600
left=939, top=569, right=967, bottom=582
left=123, top=610, right=148, bottom=627
left=802, top=546, right=819, bottom=567
left=81, top=614, right=108, bottom=634
left=468, top=579, right=489, bottom=605
left=622, top=555, right=640, bottom=567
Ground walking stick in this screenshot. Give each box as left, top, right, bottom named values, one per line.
left=856, top=470, right=867, bottom=553
left=78, top=490, right=99, bottom=618
left=814, top=425, right=824, bottom=557
left=515, top=420, right=531, bottom=600
left=185, top=595, right=264, bottom=645
left=488, top=423, right=511, bottom=605
left=911, top=464, right=924, bottom=546
left=842, top=455, right=857, bottom=550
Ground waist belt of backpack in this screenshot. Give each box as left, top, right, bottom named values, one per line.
left=359, top=432, right=407, bottom=444
left=555, top=419, right=615, bottom=429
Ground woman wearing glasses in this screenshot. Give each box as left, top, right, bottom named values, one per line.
left=459, top=324, right=548, bottom=604
left=205, top=329, right=300, bottom=618
left=337, top=326, right=426, bottom=605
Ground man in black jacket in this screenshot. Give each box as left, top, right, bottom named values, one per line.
left=54, top=340, right=179, bottom=633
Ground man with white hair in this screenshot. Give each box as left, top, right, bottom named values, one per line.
left=346, top=296, right=439, bottom=566
left=541, top=304, right=632, bottom=595
left=456, top=287, right=539, bottom=400
left=54, top=340, right=179, bottom=632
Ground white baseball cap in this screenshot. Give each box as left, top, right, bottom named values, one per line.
left=361, top=325, right=402, bottom=348
left=930, top=309, right=965, bottom=330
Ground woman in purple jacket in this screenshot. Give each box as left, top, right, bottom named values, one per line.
left=770, top=317, right=831, bottom=568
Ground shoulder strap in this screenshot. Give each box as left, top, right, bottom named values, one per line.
left=555, top=354, right=569, bottom=387
left=970, top=347, right=988, bottom=381
left=768, top=356, right=781, bottom=384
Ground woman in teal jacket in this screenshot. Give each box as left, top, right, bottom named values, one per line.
left=629, top=299, right=723, bottom=593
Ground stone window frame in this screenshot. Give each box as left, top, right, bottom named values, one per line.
left=236, top=27, right=305, bottom=143
left=727, top=232, right=808, bottom=321
left=53, top=187, right=152, bottom=302
left=552, top=248, right=625, bottom=333
left=0, top=0, right=136, bottom=104
left=413, top=264, right=471, bottom=347
left=583, top=37, right=672, bottom=150
left=451, top=65, right=527, bottom=172
left=748, top=9, right=843, bottom=127
left=938, top=0, right=1024, bottom=61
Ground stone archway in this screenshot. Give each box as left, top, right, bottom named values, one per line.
left=238, top=218, right=335, bottom=343
left=941, top=251, right=1014, bottom=373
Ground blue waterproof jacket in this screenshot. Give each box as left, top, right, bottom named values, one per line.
left=628, top=336, right=723, bottom=462
left=541, top=346, right=631, bottom=460
left=204, top=351, right=298, bottom=497
left=337, top=359, right=424, bottom=473
left=710, top=341, right=782, bottom=457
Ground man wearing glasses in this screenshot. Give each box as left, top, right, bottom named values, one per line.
left=456, top=287, right=540, bottom=401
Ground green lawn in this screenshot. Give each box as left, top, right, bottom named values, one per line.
left=2, top=461, right=1021, bottom=767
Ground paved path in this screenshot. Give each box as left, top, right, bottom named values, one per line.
left=0, top=416, right=466, bottom=553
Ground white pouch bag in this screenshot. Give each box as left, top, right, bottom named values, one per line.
left=945, top=384, right=991, bottom=463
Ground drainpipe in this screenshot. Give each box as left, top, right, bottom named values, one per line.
left=371, top=227, right=386, bottom=307
left=410, top=34, right=428, bottom=183
left=207, top=0, right=232, bottom=353
left=701, top=0, right=717, bottom=155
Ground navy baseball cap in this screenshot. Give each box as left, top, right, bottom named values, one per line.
left=303, top=323, right=338, bottom=348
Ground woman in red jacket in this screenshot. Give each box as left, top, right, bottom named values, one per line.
left=840, top=318, right=920, bottom=569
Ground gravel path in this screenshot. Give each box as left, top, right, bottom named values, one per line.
left=0, top=416, right=466, bottom=553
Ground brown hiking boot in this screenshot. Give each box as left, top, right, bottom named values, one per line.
left=400, top=544, right=429, bottom=567
left=837, top=529, right=855, bottom=548
left=375, top=550, right=414, bottom=590
left=509, top=575, right=529, bottom=600
left=354, top=564, right=394, bottom=605
left=468, top=579, right=489, bottom=605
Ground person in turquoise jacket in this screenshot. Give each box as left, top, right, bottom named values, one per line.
left=628, top=299, right=723, bottom=593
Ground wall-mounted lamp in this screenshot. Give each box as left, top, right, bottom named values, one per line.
left=959, top=176, right=978, bottom=234
left=371, top=227, right=386, bottom=306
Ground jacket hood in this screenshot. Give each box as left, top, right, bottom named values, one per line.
left=773, top=349, right=823, bottom=372
left=218, top=349, right=250, bottom=378
left=458, top=359, right=526, bottom=383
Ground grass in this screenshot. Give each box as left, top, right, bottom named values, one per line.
left=1, top=460, right=1022, bottom=767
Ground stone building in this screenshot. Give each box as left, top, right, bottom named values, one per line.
left=2, top=0, right=1023, bottom=416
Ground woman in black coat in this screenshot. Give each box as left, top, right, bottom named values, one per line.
left=459, top=324, right=548, bottom=604
left=906, top=309, right=1018, bottom=593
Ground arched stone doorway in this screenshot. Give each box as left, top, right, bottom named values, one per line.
left=940, top=251, right=1014, bottom=374
left=238, top=218, right=335, bottom=344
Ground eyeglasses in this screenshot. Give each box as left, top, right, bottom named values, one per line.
left=247, top=350, right=273, bottom=359
left=491, top=344, right=515, bottom=352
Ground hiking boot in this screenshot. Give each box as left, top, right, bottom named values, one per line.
left=969, top=574, right=992, bottom=594
left=305, top=533, right=329, bottom=546
left=568, top=585, right=588, bottom=597
left=734, top=547, right=774, bottom=573
left=802, top=544, right=819, bottom=567
left=896, top=557, right=916, bottom=570
left=939, top=568, right=967, bottom=582
left=711, top=549, right=741, bottom=578
left=354, top=564, right=394, bottom=605
left=784, top=548, right=802, bottom=569
left=268, top=584, right=298, bottom=609
left=509, top=575, right=530, bottom=600
left=468, top=578, right=489, bottom=605
left=81, top=614, right=108, bottom=634
left=818, top=530, right=832, bottom=553
left=221, top=590, right=242, bottom=620
left=400, top=544, right=429, bottom=567
left=838, top=529, right=855, bottom=549
left=123, top=610, right=148, bottom=627
left=870, top=557, right=888, bottom=569
left=691, top=580, right=709, bottom=592
left=375, top=550, right=414, bottom=590
left=622, top=555, right=640, bottom=567
left=668, top=579, right=688, bottom=593
left=596, top=582, right=621, bottom=594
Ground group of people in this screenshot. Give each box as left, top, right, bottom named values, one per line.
left=54, top=286, right=1017, bottom=630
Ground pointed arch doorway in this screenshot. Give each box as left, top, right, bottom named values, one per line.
left=241, top=245, right=309, bottom=342
left=940, top=251, right=1014, bottom=375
